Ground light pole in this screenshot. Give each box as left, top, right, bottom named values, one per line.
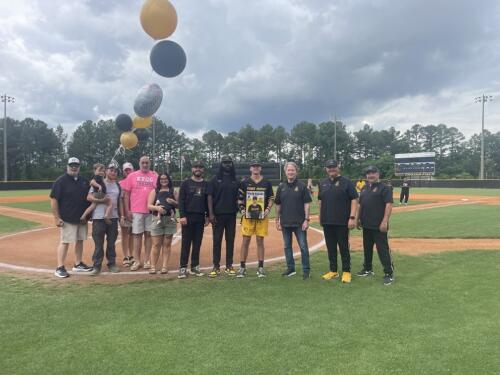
left=475, top=94, right=493, bottom=180
left=334, top=115, right=337, bottom=161
left=1, top=94, right=15, bottom=182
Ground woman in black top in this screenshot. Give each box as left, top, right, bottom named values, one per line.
left=147, top=172, right=178, bottom=274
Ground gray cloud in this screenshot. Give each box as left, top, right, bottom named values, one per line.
left=1, top=0, right=500, bottom=136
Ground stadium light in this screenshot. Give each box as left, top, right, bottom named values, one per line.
left=1, top=94, right=15, bottom=182
left=474, top=94, right=493, bottom=180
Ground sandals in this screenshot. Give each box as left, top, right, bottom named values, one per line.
left=149, top=267, right=157, bottom=275
left=160, top=267, right=168, bottom=274
left=122, top=256, right=132, bottom=267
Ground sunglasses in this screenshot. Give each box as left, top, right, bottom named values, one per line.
left=68, top=164, right=80, bottom=168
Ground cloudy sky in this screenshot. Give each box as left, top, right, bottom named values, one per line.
left=1, top=0, right=500, bottom=138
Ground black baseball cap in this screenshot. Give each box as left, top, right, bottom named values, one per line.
left=365, top=165, right=379, bottom=174
left=325, top=159, right=338, bottom=168
left=250, top=161, right=262, bottom=166
left=221, top=155, right=233, bottom=163
left=192, top=160, right=205, bottom=168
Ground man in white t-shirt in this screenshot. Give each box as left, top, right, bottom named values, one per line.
left=88, top=164, right=123, bottom=275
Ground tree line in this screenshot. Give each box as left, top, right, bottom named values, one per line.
left=1, top=117, right=499, bottom=181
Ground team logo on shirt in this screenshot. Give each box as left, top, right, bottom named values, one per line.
left=373, top=187, right=378, bottom=192
left=294, top=186, right=299, bottom=192
left=195, top=187, right=202, bottom=196
left=335, top=181, right=340, bottom=187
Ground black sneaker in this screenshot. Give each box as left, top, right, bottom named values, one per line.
left=302, top=272, right=310, bottom=280
left=281, top=269, right=297, bottom=277
left=72, top=262, right=93, bottom=272
left=383, top=274, right=394, bottom=285
left=54, top=266, right=70, bottom=278
left=356, top=268, right=374, bottom=277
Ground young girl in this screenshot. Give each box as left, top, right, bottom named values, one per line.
left=80, top=163, right=113, bottom=224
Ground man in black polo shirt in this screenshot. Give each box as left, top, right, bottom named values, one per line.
left=356, top=165, right=395, bottom=285
left=178, top=160, right=209, bottom=279
left=207, top=156, right=239, bottom=277
left=275, top=162, right=312, bottom=279
left=318, top=159, right=358, bottom=283
left=50, top=157, right=93, bottom=278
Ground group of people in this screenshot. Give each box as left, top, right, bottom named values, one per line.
left=50, top=155, right=396, bottom=285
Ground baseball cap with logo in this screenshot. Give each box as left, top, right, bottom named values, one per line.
left=67, top=157, right=80, bottom=166
left=365, top=165, right=379, bottom=174
left=107, top=162, right=119, bottom=170
left=192, top=160, right=205, bottom=168
left=221, top=155, right=233, bottom=163
left=250, top=160, right=262, bottom=166
left=122, top=162, right=134, bottom=171
left=325, top=159, right=338, bottom=168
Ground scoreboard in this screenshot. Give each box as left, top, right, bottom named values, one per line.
left=394, top=152, right=435, bottom=176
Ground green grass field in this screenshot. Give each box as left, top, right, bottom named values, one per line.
left=396, top=187, right=500, bottom=197
left=313, top=203, right=499, bottom=238
left=1, top=251, right=499, bottom=374
left=0, top=214, right=40, bottom=235
left=389, top=204, right=500, bottom=238
left=0, top=189, right=49, bottom=197
left=0, top=200, right=52, bottom=213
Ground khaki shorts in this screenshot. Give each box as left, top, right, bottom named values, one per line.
left=150, top=216, right=177, bottom=237
left=132, top=213, right=153, bottom=234
left=60, top=222, right=88, bottom=244
left=241, top=217, right=269, bottom=237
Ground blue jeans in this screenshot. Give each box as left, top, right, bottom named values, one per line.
left=281, top=226, right=310, bottom=273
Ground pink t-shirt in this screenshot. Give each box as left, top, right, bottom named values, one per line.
left=122, top=170, right=158, bottom=214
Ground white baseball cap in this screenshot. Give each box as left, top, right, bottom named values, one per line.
left=67, top=157, right=80, bottom=165
left=122, top=162, right=134, bottom=171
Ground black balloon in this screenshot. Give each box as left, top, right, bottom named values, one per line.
left=150, top=40, right=187, bottom=78
left=134, top=128, right=151, bottom=141
left=116, top=114, right=133, bottom=132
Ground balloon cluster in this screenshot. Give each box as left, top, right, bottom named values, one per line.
left=116, top=0, right=186, bottom=150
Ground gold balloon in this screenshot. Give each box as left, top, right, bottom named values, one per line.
left=120, top=132, right=139, bottom=150
left=133, top=116, right=153, bottom=129
left=140, top=0, right=178, bottom=40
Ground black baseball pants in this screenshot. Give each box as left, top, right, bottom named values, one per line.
left=400, top=190, right=409, bottom=203
left=180, top=219, right=205, bottom=269
left=362, top=228, right=394, bottom=275
left=323, top=224, right=350, bottom=272
left=212, top=213, right=236, bottom=268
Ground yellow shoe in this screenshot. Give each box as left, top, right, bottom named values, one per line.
left=322, top=271, right=339, bottom=280
left=225, top=267, right=237, bottom=276
left=342, top=272, right=352, bottom=283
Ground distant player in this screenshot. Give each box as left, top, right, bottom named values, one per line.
left=355, top=178, right=366, bottom=193
left=400, top=178, right=410, bottom=205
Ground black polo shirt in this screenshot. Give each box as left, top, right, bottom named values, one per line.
left=359, top=182, right=393, bottom=230
left=49, top=173, right=90, bottom=224
left=275, top=179, right=312, bottom=227
left=178, top=178, right=208, bottom=221
left=318, top=176, right=358, bottom=226
left=402, top=181, right=410, bottom=193
left=207, top=175, right=239, bottom=215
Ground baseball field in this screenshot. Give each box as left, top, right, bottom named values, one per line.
left=0, top=187, right=499, bottom=374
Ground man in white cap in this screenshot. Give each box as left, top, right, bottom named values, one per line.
left=50, top=157, right=93, bottom=278
left=120, top=162, right=135, bottom=266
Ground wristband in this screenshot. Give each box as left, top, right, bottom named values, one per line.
left=349, top=216, right=355, bottom=220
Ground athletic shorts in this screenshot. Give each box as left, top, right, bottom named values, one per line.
left=150, top=216, right=177, bottom=237
left=132, top=213, right=153, bottom=234
left=241, top=217, right=269, bottom=237
left=60, top=222, right=88, bottom=244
